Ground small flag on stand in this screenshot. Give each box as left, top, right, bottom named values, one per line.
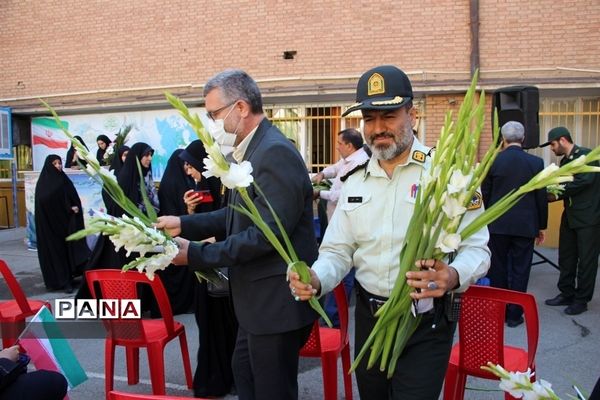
left=18, top=306, right=87, bottom=390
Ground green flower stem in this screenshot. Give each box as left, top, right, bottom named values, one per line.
left=460, top=150, right=600, bottom=241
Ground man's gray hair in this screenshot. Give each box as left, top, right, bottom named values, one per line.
left=501, top=121, right=525, bottom=144
left=203, top=69, right=263, bottom=114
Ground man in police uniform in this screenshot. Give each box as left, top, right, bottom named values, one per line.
left=289, top=65, right=490, bottom=399
left=542, top=127, right=600, bottom=315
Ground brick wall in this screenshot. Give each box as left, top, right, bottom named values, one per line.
left=0, top=0, right=470, bottom=99
left=479, top=0, right=600, bottom=70
left=425, top=93, right=495, bottom=158
left=1, top=0, right=598, bottom=142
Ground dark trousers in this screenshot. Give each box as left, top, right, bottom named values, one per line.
left=0, top=370, right=67, bottom=400
left=354, top=288, right=456, bottom=400
left=558, top=217, right=600, bottom=304
left=487, top=233, right=535, bottom=320
left=231, top=323, right=312, bottom=400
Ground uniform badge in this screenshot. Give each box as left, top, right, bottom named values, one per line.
left=348, top=196, right=363, bottom=203
left=367, top=73, right=385, bottom=96
left=467, top=192, right=482, bottom=210
left=412, top=150, right=426, bottom=163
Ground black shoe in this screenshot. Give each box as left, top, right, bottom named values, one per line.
left=564, top=303, right=587, bottom=315
left=506, top=317, right=524, bottom=328
left=545, top=294, right=574, bottom=306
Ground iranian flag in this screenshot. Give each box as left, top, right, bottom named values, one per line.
left=18, top=306, right=87, bottom=390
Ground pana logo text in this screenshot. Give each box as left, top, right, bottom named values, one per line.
left=54, top=299, right=142, bottom=320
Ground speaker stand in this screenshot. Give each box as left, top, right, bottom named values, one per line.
left=532, top=249, right=559, bottom=271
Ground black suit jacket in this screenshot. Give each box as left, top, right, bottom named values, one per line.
left=180, top=118, right=319, bottom=335
left=482, top=145, right=548, bottom=238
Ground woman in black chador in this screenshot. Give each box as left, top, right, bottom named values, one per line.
left=115, top=142, right=159, bottom=215
left=177, top=140, right=237, bottom=398
left=34, top=155, right=89, bottom=293
left=95, top=134, right=112, bottom=166
left=108, top=145, right=130, bottom=176
left=64, top=136, right=89, bottom=169
left=155, top=149, right=196, bottom=315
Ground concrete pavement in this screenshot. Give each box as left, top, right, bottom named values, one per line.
left=1, top=227, right=599, bottom=399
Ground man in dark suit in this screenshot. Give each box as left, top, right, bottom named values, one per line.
left=482, top=121, right=548, bottom=327
left=542, top=126, right=600, bottom=315
left=156, top=69, right=318, bottom=399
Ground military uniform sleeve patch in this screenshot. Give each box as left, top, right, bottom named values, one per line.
left=412, top=150, right=426, bottom=163
left=467, top=192, right=482, bottom=210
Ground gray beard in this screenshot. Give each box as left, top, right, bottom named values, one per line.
left=371, top=132, right=413, bottom=161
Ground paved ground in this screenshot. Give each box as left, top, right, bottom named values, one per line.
left=1, top=227, right=599, bottom=399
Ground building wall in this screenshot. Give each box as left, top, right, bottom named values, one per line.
left=479, top=0, right=600, bottom=70
left=3, top=0, right=598, bottom=105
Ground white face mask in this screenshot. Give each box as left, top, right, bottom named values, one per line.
left=208, top=119, right=237, bottom=147
left=207, top=103, right=240, bottom=151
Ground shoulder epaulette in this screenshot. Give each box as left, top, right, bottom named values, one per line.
left=341, top=160, right=369, bottom=182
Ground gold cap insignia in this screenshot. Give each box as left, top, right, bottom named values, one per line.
left=367, top=73, right=385, bottom=96
left=467, top=192, right=482, bottom=210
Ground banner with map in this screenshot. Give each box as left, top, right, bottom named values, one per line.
left=31, top=107, right=204, bottom=181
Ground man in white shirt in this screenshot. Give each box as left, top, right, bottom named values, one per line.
left=312, top=128, right=370, bottom=220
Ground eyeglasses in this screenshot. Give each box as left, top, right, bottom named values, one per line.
left=206, top=100, right=237, bottom=121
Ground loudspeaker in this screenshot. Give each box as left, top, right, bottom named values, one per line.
left=492, top=86, right=539, bottom=149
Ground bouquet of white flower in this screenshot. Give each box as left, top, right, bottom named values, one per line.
left=43, top=101, right=223, bottom=283
left=351, top=73, right=600, bottom=377
left=482, top=363, right=564, bottom=400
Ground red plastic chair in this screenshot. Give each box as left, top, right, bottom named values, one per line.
left=108, top=390, right=202, bottom=399
left=0, top=259, right=51, bottom=348
left=300, top=283, right=352, bottom=400
left=86, top=270, right=193, bottom=400
left=443, top=285, right=539, bottom=400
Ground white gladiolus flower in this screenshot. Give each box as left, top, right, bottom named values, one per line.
left=98, top=167, right=117, bottom=181
left=535, top=163, right=560, bottom=182
left=428, top=198, right=437, bottom=213
left=420, top=171, right=433, bottom=190
left=435, top=231, right=461, bottom=253
left=442, top=196, right=466, bottom=219
left=86, top=156, right=101, bottom=170
left=523, top=379, right=556, bottom=400
left=85, top=164, right=98, bottom=176
left=220, top=161, right=254, bottom=189
left=135, top=241, right=179, bottom=280
left=498, top=369, right=534, bottom=398
left=569, top=155, right=586, bottom=167
left=447, top=170, right=472, bottom=194
left=203, top=156, right=229, bottom=180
